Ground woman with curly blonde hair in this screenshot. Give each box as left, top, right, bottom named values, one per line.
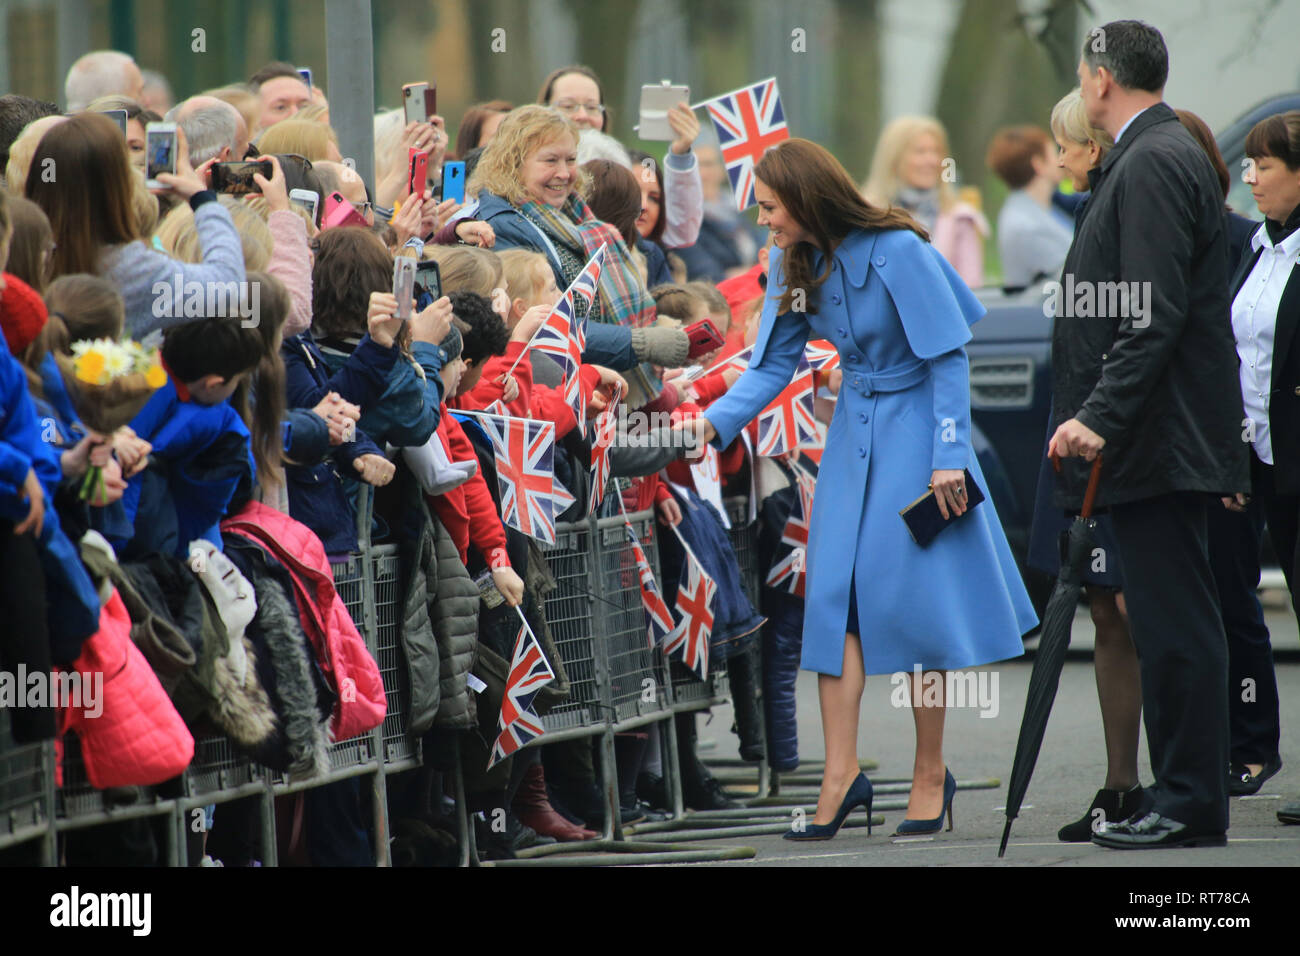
left=456, top=105, right=687, bottom=370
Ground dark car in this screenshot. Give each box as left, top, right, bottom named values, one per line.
left=967, top=92, right=1300, bottom=622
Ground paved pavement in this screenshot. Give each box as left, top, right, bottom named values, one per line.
left=663, top=601, right=1300, bottom=867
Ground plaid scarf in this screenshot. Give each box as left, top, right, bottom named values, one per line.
left=519, top=195, right=656, bottom=328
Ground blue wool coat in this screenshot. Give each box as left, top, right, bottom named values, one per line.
left=706, top=228, right=1037, bottom=676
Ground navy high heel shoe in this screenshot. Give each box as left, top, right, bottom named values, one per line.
left=784, top=772, right=873, bottom=841
left=894, top=768, right=956, bottom=836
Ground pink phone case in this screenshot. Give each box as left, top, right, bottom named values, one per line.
left=321, top=193, right=368, bottom=230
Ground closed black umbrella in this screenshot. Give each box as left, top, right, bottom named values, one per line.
left=998, top=455, right=1104, bottom=858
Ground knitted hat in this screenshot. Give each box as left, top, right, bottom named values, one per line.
left=0, top=272, right=48, bottom=356
left=440, top=323, right=463, bottom=362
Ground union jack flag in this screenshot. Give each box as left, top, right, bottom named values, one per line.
left=703, top=77, right=789, bottom=212
left=625, top=522, right=674, bottom=648
left=663, top=547, right=717, bottom=680
left=569, top=244, right=607, bottom=312
left=756, top=355, right=817, bottom=456
left=529, top=289, right=584, bottom=381
left=586, top=381, right=624, bottom=515
left=477, top=413, right=558, bottom=544
left=552, top=479, right=576, bottom=517
left=765, top=469, right=813, bottom=597
left=481, top=399, right=508, bottom=417
left=489, top=617, right=556, bottom=769
left=805, top=339, right=841, bottom=372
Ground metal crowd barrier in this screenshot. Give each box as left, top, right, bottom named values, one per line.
left=1, top=487, right=764, bottom=866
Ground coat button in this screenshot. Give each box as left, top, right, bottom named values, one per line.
left=858, top=447, right=867, bottom=458
left=832, top=293, right=842, bottom=305
left=874, top=255, right=886, bottom=267
left=847, top=354, right=859, bottom=363
left=837, top=327, right=847, bottom=338
left=858, top=412, right=868, bottom=423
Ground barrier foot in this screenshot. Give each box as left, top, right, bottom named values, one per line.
left=484, top=838, right=756, bottom=866
left=626, top=816, right=884, bottom=842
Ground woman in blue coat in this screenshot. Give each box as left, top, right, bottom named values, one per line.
left=687, top=140, right=1036, bottom=839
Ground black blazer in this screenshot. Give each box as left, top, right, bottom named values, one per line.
left=1230, top=228, right=1300, bottom=492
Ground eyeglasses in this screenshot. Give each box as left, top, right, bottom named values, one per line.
left=553, top=100, right=605, bottom=117
left=351, top=201, right=373, bottom=217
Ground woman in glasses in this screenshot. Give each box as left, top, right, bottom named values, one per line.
left=538, top=65, right=702, bottom=251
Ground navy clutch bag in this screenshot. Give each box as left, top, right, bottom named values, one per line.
left=898, top=469, right=984, bottom=547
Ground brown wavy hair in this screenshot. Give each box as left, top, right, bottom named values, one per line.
left=25, top=112, right=140, bottom=280
left=311, top=226, right=393, bottom=339
left=755, top=138, right=927, bottom=315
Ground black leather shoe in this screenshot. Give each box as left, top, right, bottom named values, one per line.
left=1228, top=756, right=1282, bottom=796
left=1277, top=799, right=1300, bottom=825
left=1091, top=811, right=1226, bottom=849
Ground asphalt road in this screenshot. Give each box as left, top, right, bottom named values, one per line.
left=663, top=600, right=1300, bottom=867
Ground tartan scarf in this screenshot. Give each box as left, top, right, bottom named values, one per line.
left=518, top=195, right=656, bottom=328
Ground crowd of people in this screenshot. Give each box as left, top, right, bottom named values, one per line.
left=1, top=16, right=1298, bottom=865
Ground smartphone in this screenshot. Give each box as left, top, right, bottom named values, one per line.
left=321, top=191, right=368, bottom=230
left=297, top=66, right=313, bottom=90
left=289, top=188, right=320, bottom=224
left=98, top=109, right=128, bottom=136
left=414, top=259, right=442, bottom=311
left=144, top=121, right=177, bottom=189
left=393, top=256, right=418, bottom=321
left=638, top=81, right=690, bottom=141
left=402, top=82, right=429, bottom=126
left=407, top=147, right=430, bottom=198
left=211, top=160, right=274, bottom=196
left=685, top=318, right=725, bottom=359
left=442, top=161, right=466, bottom=205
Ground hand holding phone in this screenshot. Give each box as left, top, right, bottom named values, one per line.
left=393, top=256, right=418, bottom=321
left=289, top=188, right=320, bottom=224
left=407, top=147, right=430, bottom=199
left=144, top=121, right=178, bottom=189
left=684, top=318, right=725, bottom=360
left=402, top=82, right=437, bottom=125
left=212, top=160, right=274, bottom=196
left=321, top=190, right=369, bottom=230
left=442, top=161, right=466, bottom=205
left=639, top=81, right=690, bottom=141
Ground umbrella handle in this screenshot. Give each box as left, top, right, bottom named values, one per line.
left=1047, top=452, right=1105, bottom=519
left=1080, top=455, right=1104, bottom=520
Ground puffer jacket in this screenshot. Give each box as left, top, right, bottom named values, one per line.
left=394, top=476, right=443, bottom=735
left=428, top=511, right=481, bottom=728
left=221, top=500, right=386, bottom=742
left=57, top=589, right=195, bottom=788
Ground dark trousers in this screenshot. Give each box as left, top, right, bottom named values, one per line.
left=1110, top=491, right=1229, bottom=832
left=1207, top=453, right=1282, bottom=764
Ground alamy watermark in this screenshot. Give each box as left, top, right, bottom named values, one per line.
left=1, top=666, right=102, bottom=718
left=614, top=405, right=701, bottom=449
left=889, top=664, right=999, bottom=718
left=151, top=274, right=261, bottom=328
left=1042, top=275, right=1152, bottom=328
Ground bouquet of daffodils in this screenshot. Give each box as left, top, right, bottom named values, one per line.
left=55, top=339, right=168, bottom=501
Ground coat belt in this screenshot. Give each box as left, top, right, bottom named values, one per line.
left=842, top=359, right=930, bottom=398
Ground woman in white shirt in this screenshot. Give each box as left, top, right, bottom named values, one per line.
left=1225, top=110, right=1300, bottom=820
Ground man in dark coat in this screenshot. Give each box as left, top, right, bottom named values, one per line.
left=1048, top=20, right=1249, bottom=849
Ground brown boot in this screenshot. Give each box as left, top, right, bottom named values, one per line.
left=512, top=764, right=598, bottom=841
